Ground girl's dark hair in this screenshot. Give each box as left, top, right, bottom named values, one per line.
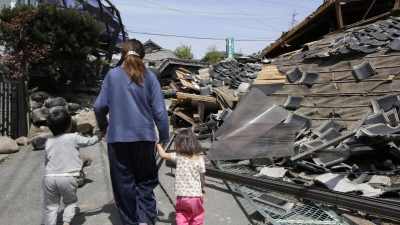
left=174, top=128, right=203, bottom=156
left=121, top=39, right=146, bottom=86
left=47, top=109, right=72, bottom=136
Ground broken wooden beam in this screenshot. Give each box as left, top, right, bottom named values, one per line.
left=173, top=110, right=198, bottom=126
left=177, top=92, right=217, bottom=104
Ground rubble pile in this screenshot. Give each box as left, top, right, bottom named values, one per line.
left=164, top=16, right=400, bottom=224
left=27, top=90, right=100, bottom=150
left=164, top=61, right=262, bottom=129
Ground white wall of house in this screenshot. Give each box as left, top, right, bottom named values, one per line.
left=0, top=0, right=38, bottom=9
left=0, top=0, right=15, bottom=9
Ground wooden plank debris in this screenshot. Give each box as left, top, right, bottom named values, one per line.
left=213, top=86, right=238, bottom=109
left=198, top=101, right=206, bottom=122
left=177, top=92, right=216, bottom=104
left=176, top=68, right=199, bottom=90
left=173, top=109, right=198, bottom=126
left=253, top=65, right=286, bottom=85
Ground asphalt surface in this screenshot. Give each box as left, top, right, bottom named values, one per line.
left=0, top=141, right=257, bottom=225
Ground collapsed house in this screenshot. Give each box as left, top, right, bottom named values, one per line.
left=164, top=3, right=400, bottom=225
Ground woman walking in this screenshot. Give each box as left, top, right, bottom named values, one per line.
left=94, top=39, right=169, bottom=225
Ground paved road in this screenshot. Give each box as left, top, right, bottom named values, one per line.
left=0, top=141, right=258, bottom=225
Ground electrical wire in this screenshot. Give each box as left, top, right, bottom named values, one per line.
left=218, top=0, right=280, bottom=32
left=137, top=0, right=279, bottom=33
left=116, top=1, right=292, bottom=17
left=252, top=0, right=319, bottom=10
left=125, top=30, right=276, bottom=42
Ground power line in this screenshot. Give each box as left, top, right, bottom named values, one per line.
left=126, top=30, right=275, bottom=42
left=117, top=1, right=295, bottom=16
left=120, top=3, right=283, bottom=20
left=138, top=0, right=277, bottom=33
left=252, top=0, right=318, bottom=10
left=219, top=0, right=280, bottom=32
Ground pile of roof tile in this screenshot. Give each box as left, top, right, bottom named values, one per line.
left=289, top=16, right=400, bottom=60
left=210, top=61, right=262, bottom=88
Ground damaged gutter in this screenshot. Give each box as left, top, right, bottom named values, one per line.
left=206, top=166, right=400, bottom=221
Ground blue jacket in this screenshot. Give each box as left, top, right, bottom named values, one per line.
left=94, top=66, right=169, bottom=143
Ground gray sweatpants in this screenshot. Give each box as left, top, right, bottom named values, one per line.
left=43, top=176, right=78, bottom=225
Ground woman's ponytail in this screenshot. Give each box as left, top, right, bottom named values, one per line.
left=121, top=40, right=146, bottom=86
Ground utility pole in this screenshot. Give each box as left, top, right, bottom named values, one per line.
left=291, top=10, right=298, bottom=28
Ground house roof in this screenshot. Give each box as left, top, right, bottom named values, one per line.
left=257, top=13, right=400, bottom=135
left=259, top=0, right=399, bottom=59
left=157, top=58, right=210, bottom=74
left=143, top=39, right=163, bottom=50
left=144, top=49, right=177, bottom=62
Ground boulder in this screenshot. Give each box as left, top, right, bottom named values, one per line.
left=44, top=97, right=67, bottom=108
left=49, top=105, right=67, bottom=113
left=28, top=125, right=51, bottom=138
left=15, top=136, right=29, bottom=146
left=31, top=136, right=47, bottom=151
left=68, top=103, right=81, bottom=114
left=70, top=118, right=78, bottom=133
left=29, top=100, right=42, bottom=110
left=75, top=108, right=97, bottom=135
left=31, top=107, right=50, bottom=124
left=30, top=91, right=49, bottom=102
left=0, top=136, right=19, bottom=154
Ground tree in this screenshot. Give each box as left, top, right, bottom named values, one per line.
left=0, top=4, right=105, bottom=89
left=0, top=5, right=49, bottom=79
left=173, top=44, right=193, bottom=60
left=203, top=45, right=224, bottom=63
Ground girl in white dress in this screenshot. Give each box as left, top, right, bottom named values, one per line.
left=157, top=128, right=206, bottom=225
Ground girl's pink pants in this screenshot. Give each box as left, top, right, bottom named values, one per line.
left=175, top=196, right=205, bottom=225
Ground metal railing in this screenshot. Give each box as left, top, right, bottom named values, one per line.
left=0, top=78, right=27, bottom=138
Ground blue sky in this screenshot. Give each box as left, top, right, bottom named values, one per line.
left=112, top=0, right=323, bottom=59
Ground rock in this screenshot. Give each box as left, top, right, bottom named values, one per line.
left=66, top=93, right=97, bottom=108
left=75, top=108, right=97, bottom=135
left=44, top=97, right=67, bottom=108
left=31, top=107, right=50, bottom=124
left=0, top=154, right=10, bottom=163
left=71, top=118, right=78, bottom=133
left=31, top=136, right=47, bottom=151
left=15, top=136, right=29, bottom=146
left=30, top=91, right=49, bottom=102
left=49, top=105, right=67, bottom=113
left=29, top=100, right=42, bottom=110
left=28, top=125, right=51, bottom=138
left=68, top=103, right=81, bottom=114
left=0, top=136, right=19, bottom=154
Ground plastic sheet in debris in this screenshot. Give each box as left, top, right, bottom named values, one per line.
left=207, top=124, right=297, bottom=160
left=214, top=87, right=290, bottom=139
left=208, top=87, right=298, bottom=160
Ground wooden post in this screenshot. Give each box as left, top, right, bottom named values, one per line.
left=198, top=101, right=205, bottom=122
left=335, top=0, right=344, bottom=29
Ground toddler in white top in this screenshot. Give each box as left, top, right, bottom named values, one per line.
left=43, top=109, right=103, bottom=225
left=157, top=128, right=206, bottom=225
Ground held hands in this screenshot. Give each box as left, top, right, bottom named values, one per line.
left=93, top=127, right=107, bottom=138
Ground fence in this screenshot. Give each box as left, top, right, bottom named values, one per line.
left=0, top=78, right=28, bottom=139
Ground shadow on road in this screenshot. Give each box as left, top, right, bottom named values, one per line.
left=71, top=200, right=122, bottom=225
